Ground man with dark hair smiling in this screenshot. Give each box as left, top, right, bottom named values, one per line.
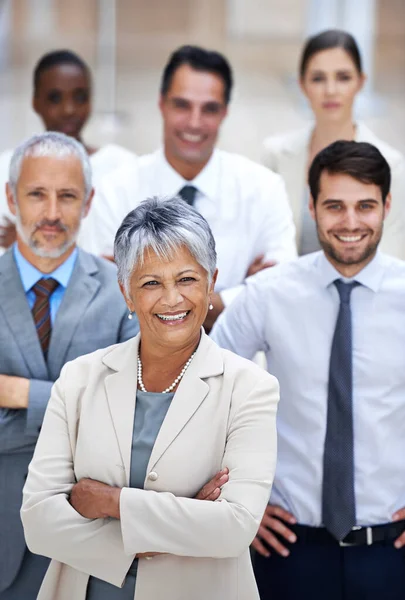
left=212, top=140, right=405, bottom=599
left=88, top=45, right=297, bottom=329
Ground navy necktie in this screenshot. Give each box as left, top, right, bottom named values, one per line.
left=179, top=185, right=197, bottom=206
left=322, top=279, right=358, bottom=540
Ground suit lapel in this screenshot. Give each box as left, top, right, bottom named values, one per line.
left=0, top=250, right=48, bottom=378
left=101, top=332, right=224, bottom=480
left=103, top=336, right=140, bottom=483
left=355, top=121, right=375, bottom=144
left=148, top=332, right=224, bottom=470
left=147, top=375, right=210, bottom=470
left=47, top=251, right=100, bottom=377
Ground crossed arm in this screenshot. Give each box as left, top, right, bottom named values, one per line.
left=0, top=375, right=54, bottom=454
left=21, top=368, right=277, bottom=587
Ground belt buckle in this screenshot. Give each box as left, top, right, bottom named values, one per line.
left=338, top=526, right=373, bottom=547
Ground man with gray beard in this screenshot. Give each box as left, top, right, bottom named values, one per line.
left=0, top=132, right=139, bottom=600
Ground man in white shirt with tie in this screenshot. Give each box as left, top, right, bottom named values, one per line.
left=212, top=140, right=405, bottom=599
left=86, top=45, right=296, bottom=329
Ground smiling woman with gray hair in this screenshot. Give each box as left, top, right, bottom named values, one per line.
left=21, top=196, right=279, bottom=600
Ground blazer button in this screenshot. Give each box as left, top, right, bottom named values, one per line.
left=148, top=471, right=158, bottom=481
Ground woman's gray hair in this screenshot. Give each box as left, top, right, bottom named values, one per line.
left=9, top=131, right=92, bottom=201
left=114, top=196, right=217, bottom=293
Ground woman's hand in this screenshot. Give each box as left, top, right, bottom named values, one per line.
left=69, top=478, right=121, bottom=519
left=195, top=467, right=229, bottom=501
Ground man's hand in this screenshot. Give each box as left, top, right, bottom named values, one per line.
left=0, top=217, right=16, bottom=249
left=246, top=254, right=276, bottom=278
left=195, top=467, right=229, bottom=501
left=0, top=375, right=30, bottom=409
left=70, top=478, right=121, bottom=520
left=204, top=293, right=225, bottom=333
left=251, top=504, right=297, bottom=558
left=392, top=508, right=405, bottom=548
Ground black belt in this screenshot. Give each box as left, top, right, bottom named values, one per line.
left=290, top=520, right=405, bottom=547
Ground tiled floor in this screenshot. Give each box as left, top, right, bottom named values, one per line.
left=1, top=0, right=404, bottom=161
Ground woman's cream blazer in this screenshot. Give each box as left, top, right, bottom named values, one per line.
left=262, top=122, right=405, bottom=259
left=21, top=332, right=279, bottom=600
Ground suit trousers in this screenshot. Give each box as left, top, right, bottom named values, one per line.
left=254, top=540, right=405, bottom=600
left=0, top=549, right=49, bottom=600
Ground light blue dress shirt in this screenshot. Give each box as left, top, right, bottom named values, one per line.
left=13, top=244, right=78, bottom=324
left=212, top=250, right=405, bottom=527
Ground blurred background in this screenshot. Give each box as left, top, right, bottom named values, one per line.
left=0, top=0, right=404, bottom=161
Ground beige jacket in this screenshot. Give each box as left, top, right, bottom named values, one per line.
left=21, top=333, right=279, bottom=600
left=262, top=122, right=405, bottom=259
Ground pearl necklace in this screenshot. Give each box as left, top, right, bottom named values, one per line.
left=137, top=350, right=197, bottom=393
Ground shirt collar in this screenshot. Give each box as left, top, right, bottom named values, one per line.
left=13, top=243, right=78, bottom=293
left=316, top=250, right=385, bottom=293
left=156, top=147, right=220, bottom=200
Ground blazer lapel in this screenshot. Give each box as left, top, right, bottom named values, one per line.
left=148, top=332, right=224, bottom=470
left=47, top=251, right=100, bottom=376
left=355, top=121, right=376, bottom=144
left=103, top=336, right=140, bottom=483
left=0, top=250, right=48, bottom=378
left=148, top=377, right=210, bottom=470
left=101, top=332, right=224, bottom=481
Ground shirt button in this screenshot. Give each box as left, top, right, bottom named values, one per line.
left=148, top=471, right=158, bottom=481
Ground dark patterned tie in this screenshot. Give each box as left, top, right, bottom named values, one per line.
left=31, top=278, right=59, bottom=356
left=322, top=279, right=358, bottom=540
left=179, top=185, right=197, bottom=206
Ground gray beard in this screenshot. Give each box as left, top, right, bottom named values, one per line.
left=15, top=216, right=79, bottom=259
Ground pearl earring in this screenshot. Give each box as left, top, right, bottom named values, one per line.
left=209, top=303, right=213, bottom=311
left=128, top=311, right=134, bottom=320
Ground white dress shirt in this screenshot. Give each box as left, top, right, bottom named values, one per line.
left=84, top=148, right=297, bottom=305
left=211, top=250, right=405, bottom=526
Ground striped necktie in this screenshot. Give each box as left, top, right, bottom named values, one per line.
left=31, top=278, right=59, bottom=356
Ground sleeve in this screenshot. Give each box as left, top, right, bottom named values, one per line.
left=258, top=173, right=297, bottom=263
left=85, top=170, right=133, bottom=256
left=21, top=368, right=134, bottom=588
left=379, top=157, right=405, bottom=260
left=211, top=271, right=270, bottom=360
left=261, top=136, right=279, bottom=172
left=220, top=172, right=296, bottom=308
left=0, top=379, right=53, bottom=454
left=219, top=284, right=244, bottom=308
left=119, top=372, right=279, bottom=558
left=25, top=379, right=54, bottom=436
